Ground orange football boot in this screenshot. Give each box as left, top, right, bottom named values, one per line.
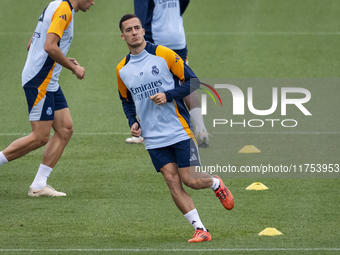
left=188, top=228, right=211, bottom=243
left=213, top=175, right=234, bottom=210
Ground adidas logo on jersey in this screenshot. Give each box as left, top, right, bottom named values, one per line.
left=59, top=14, right=67, bottom=21
left=175, top=54, right=181, bottom=63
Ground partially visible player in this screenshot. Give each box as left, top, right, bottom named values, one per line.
left=0, top=0, right=95, bottom=196
left=116, top=14, right=234, bottom=242
left=125, top=0, right=209, bottom=147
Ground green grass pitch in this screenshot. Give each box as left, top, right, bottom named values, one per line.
left=0, top=0, right=340, bottom=254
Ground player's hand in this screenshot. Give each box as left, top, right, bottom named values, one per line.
left=72, top=65, right=85, bottom=80
left=150, top=93, right=167, bottom=105
left=131, top=122, right=141, bottom=137
left=69, top=58, right=80, bottom=66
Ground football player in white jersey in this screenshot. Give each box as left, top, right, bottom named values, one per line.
left=126, top=0, right=209, bottom=147
left=0, top=0, right=94, bottom=197
left=117, top=14, right=234, bottom=243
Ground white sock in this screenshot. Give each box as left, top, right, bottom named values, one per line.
left=0, top=151, right=9, bottom=166
left=31, top=164, right=53, bottom=190
left=184, top=208, right=207, bottom=231
left=189, top=107, right=207, bottom=133
left=210, top=177, right=220, bottom=191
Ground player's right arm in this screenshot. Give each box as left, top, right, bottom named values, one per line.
left=116, top=59, right=139, bottom=129
left=130, top=122, right=141, bottom=137
left=44, top=33, right=85, bottom=80
left=44, top=3, right=85, bottom=79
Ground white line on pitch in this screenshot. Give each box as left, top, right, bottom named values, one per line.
left=1, top=248, right=340, bottom=252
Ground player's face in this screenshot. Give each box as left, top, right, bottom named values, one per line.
left=79, top=0, right=95, bottom=12
left=121, top=18, right=145, bottom=48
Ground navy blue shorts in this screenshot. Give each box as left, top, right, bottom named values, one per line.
left=24, top=87, right=68, bottom=121
left=147, top=138, right=201, bottom=172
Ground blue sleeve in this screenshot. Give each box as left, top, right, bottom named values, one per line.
left=164, top=64, right=200, bottom=102
left=134, top=0, right=149, bottom=26
left=119, top=89, right=139, bottom=128
left=134, top=0, right=154, bottom=42
left=180, top=0, right=190, bottom=15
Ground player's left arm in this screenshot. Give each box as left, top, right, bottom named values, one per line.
left=150, top=70, right=199, bottom=105
left=165, top=49, right=200, bottom=102
left=149, top=93, right=167, bottom=105
left=150, top=47, right=199, bottom=105
left=134, top=0, right=149, bottom=26
left=164, top=66, right=199, bottom=103
left=150, top=67, right=199, bottom=105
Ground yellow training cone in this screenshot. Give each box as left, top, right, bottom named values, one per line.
left=258, top=228, right=283, bottom=236
left=246, top=182, right=268, bottom=190
left=238, top=145, right=261, bottom=153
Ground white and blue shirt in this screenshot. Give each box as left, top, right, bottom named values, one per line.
left=134, top=0, right=190, bottom=50
left=22, top=0, right=75, bottom=92
left=116, top=42, right=199, bottom=149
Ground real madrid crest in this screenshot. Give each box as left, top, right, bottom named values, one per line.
left=46, top=107, right=53, bottom=116
left=151, top=65, right=159, bottom=76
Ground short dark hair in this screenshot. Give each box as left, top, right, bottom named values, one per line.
left=119, top=14, right=141, bottom=32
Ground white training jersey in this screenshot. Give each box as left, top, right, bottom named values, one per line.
left=135, top=0, right=186, bottom=50
left=151, top=0, right=186, bottom=50
left=22, top=0, right=75, bottom=92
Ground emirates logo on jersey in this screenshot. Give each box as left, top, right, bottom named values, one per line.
left=151, top=65, right=159, bottom=76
